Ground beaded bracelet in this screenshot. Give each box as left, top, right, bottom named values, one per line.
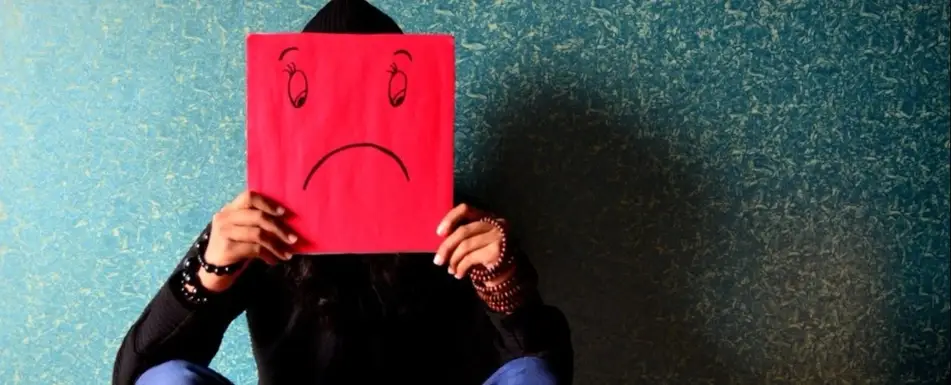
left=193, top=230, right=243, bottom=276
left=474, top=265, right=538, bottom=313
left=485, top=282, right=525, bottom=301
left=467, top=217, right=512, bottom=283
left=177, top=229, right=224, bottom=305
left=179, top=255, right=211, bottom=305
left=476, top=283, right=527, bottom=313
left=466, top=217, right=537, bottom=313
left=471, top=270, right=518, bottom=294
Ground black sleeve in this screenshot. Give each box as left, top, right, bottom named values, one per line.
left=111, top=224, right=264, bottom=385
left=483, top=250, right=574, bottom=384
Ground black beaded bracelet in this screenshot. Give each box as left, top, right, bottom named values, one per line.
left=192, top=230, right=243, bottom=276
left=179, top=255, right=210, bottom=305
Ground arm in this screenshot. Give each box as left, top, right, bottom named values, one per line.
left=112, top=224, right=264, bottom=385
left=481, top=250, right=574, bottom=384
left=433, top=205, right=574, bottom=383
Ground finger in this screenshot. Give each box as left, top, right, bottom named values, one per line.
left=223, top=209, right=297, bottom=245
left=221, top=225, right=293, bottom=261
left=227, top=190, right=285, bottom=216
left=225, top=241, right=282, bottom=266
left=454, top=242, right=500, bottom=279
left=434, top=221, right=492, bottom=265
left=246, top=192, right=286, bottom=216
left=436, top=203, right=485, bottom=236
left=435, top=221, right=492, bottom=266
left=224, top=190, right=253, bottom=211
left=448, top=230, right=498, bottom=276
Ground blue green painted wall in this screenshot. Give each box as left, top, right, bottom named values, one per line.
left=0, top=1, right=948, bottom=383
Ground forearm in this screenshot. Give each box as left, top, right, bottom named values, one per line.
left=112, top=276, right=240, bottom=384
left=485, top=291, right=571, bottom=353
left=478, top=252, right=574, bottom=383
left=487, top=299, right=573, bottom=375
left=112, top=227, right=252, bottom=385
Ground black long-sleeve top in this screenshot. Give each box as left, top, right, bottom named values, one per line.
left=112, top=226, right=573, bottom=385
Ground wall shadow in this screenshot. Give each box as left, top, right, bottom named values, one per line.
left=460, top=78, right=744, bottom=383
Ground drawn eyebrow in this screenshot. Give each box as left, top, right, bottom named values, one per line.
left=393, top=49, right=413, bottom=62
left=302, top=142, right=410, bottom=190
left=279, top=47, right=299, bottom=61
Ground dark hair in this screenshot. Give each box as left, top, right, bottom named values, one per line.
left=282, top=192, right=489, bottom=326
left=301, top=0, right=403, bottom=35
left=280, top=253, right=406, bottom=329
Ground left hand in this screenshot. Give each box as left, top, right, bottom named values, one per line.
left=433, top=204, right=513, bottom=281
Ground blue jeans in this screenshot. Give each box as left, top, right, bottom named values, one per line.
left=136, top=356, right=557, bottom=385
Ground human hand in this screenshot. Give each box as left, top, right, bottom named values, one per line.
left=433, top=204, right=514, bottom=283
left=199, top=191, right=298, bottom=292
left=207, top=190, right=298, bottom=266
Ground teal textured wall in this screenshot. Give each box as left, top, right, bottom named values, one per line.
left=1, top=1, right=948, bottom=384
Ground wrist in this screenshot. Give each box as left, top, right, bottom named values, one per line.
left=195, top=269, right=240, bottom=293
left=195, top=253, right=248, bottom=293
left=472, top=264, right=534, bottom=314
left=465, top=217, right=532, bottom=314
left=482, top=266, right=516, bottom=287
left=178, top=229, right=245, bottom=303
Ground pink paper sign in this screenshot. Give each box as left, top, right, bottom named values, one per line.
left=247, top=33, right=455, bottom=254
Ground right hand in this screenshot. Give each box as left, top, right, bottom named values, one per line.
left=198, top=190, right=298, bottom=292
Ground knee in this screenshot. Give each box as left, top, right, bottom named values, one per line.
left=135, top=360, right=216, bottom=385
left=487, top=356, right=558, bottom=385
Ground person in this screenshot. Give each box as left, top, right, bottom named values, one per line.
left=111, top=1, right=572, bottom=385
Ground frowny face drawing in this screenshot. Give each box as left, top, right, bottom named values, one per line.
left=247, top=33, right=455, bottom=254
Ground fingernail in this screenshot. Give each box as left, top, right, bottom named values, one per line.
left=436, top=223, right=446, bottom=236
left=447, top=267, right=454, bottom=275
left=285, top=252, right=294, bottom=260
left=276, top=206, right=285, bottom=215
left=288, top=233, right=298, bottom=243
left=433, top=254, right=442, bottom=265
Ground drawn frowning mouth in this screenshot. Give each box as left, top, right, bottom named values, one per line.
left=302, top=142, right=410, bottom=190
left=290, top=47, right=414, bottom=191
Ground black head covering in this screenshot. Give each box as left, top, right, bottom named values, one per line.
left=303, top=0, right=403, bottom=34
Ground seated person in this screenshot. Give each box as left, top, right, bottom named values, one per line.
left=112, top=3, right=572, bottom=384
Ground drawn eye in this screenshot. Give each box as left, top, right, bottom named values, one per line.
left=387, top=63, right=407, bottom=108
left=284, top=62, right=308, bottom=108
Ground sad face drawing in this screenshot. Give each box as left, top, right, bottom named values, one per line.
left=246, top=33, right=456, bottom=254
left=301, top=48, right=414, bottom=190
